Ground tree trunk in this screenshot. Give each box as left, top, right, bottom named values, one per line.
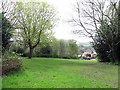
left=111, top=45, right=118, bottom=63
left=28, top=47, right=34, bottom=59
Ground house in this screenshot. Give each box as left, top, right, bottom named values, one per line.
left=82, top=51, right=97, bottom=60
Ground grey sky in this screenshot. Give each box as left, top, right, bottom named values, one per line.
left=10, top=0, right=93, bottom=43
left=42, top=0, right=93, bottom=43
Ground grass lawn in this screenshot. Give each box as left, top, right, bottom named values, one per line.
left=2, top=58, right=118, bottom=88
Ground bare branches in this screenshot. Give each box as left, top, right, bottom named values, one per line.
left=1, top=0, right=21, bottom=31
left=71, top=0, right=119, bottom=44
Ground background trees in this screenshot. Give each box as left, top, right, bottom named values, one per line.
left=68, top=40, right=79, bottom=58
left=31, top=39, right=79, bottom=59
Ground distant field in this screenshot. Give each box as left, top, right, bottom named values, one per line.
left=2, top=58, right=118, bottom=88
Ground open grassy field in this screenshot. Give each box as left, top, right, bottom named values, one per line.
left=2, top=58, right=118, bottom=88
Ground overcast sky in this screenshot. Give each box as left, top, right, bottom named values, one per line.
left=41, top=0, right=93, bottom=43
left=9, top=0, right=93, bottom=43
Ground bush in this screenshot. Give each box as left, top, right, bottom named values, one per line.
left=9, top=43, right=26, bottom=57
left=2, top=51, right=22, bottom=75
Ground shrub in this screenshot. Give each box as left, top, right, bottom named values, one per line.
left=9, top=43, right=26, bottom=57
left=2, top=51, right=22, bottom=75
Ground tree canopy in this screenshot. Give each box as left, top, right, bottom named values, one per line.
left=13, top=1, right=57, bottom=58
left=0, top=12, right=13, bottom=52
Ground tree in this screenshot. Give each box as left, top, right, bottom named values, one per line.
left=68, top=40, right=79, bottom=58
left=71, top=0, right=119, bottom=63
left=0, top=12, right=13, bottom=52
left=116, top=1, right=120, bottom=62
left=50, top=37, right=60, bottom=57
left=1, top=0, right=16, bottom=53
left=52, top=39, right=79, bottom=59
left=92, top=1, right=120, bottom=63
left=40, top=45, right=52, bottom=57
left=13, top=1, right=57, bottom=58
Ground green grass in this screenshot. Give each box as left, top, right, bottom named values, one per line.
left=2, top=58, right=118, bottom=88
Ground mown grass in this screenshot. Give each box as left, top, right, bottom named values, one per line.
left=2, top=58, right=118, bottom=88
